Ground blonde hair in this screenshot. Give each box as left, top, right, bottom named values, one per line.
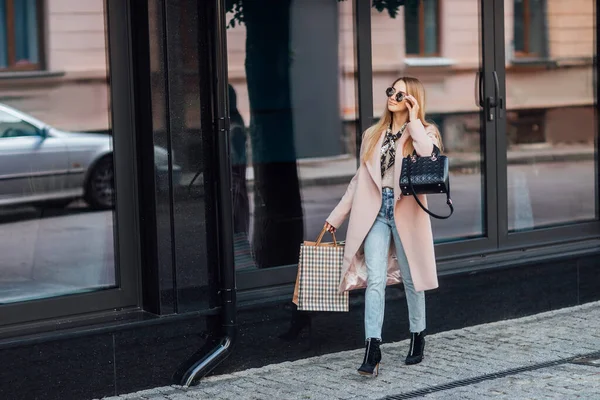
left=361, top=77, right=443, bottom=163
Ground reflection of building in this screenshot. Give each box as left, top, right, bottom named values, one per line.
left=227, top=0, right=595, bottom=153
left=0, top=0, right=109, bottom=132
left=1, top=1, right=599, bottom=400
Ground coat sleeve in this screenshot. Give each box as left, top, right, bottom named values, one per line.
left=326, top=136, right=368, bottom=229
left=326, top=170, right=359, bottom=229
left=408, top=119, right=440, bottom=156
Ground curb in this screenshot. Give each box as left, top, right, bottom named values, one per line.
left=176, top=151, right=595, bottom=194
left=296, top=150, right=596, bottom=188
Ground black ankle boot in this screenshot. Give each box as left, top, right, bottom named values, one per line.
left=278, top=304, right=311, bottom=341
left=358, top=338, right=382, bottom=377
left=405, top=331, right=425, bottom=365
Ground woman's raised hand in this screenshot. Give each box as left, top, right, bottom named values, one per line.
left=324, top=221, right=336, bottom=233
left=405, top=94, right=420, bottom=122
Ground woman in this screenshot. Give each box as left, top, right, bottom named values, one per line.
left=324, top=77, right=442, bottom=377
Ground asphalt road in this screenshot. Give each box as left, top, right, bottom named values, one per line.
left=0, top=161, right=595, bottom=303
left=0, top=203, right=116, bottom=303
left=291, top=160, right=596, bottom=243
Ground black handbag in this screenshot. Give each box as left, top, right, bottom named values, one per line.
left=399, top=145, right=454, bottom=219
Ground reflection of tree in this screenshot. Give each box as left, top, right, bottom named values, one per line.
left=225, top=0, right=404, bottom=268
left=371, top=0, right=407, bottom=17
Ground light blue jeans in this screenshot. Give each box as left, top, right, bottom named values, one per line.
left=364, top=188, right=426, bottom=340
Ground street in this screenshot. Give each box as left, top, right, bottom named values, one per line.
left=292, top=160, right=596, bottom=242
left=0, top=203, right=115, bottom=303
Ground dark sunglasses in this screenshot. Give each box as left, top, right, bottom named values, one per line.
left=385, top=87, right=406, bottom=102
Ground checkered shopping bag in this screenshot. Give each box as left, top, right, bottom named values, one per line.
left=293, top=229, right=349, bottom=312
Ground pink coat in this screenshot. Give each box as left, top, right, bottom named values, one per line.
left=326, top=119, right=440, bottom=293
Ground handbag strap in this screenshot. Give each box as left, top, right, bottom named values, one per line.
left=406, top=152, right=454, bottom=220
left=316, top=228, right=338, bottom=246
left=412, top=144, right=441, bottom=157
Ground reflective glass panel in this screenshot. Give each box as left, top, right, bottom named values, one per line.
left=506, top=0, right=597, bottom=231
left=372, top=0, right=486, bottom=242
left=0, top=0, right=116, bottom=303
left=225, top=0, right=358, bottom=273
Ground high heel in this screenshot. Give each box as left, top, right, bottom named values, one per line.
left=405, top=331, right=425, bottom=365
left=278, top=304, right=312, bottom=341
left=357, top=338, right=381, bottom=377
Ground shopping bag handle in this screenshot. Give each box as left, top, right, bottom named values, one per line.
left=316, top=228, right=337, bottom=246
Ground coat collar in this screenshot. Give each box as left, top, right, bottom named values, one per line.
left=365, top=131, right=384, bottom=191
left=365, top=130, right=409, bottom=196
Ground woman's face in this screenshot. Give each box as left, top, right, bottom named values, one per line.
left=387, top=80, right=408, bottom=113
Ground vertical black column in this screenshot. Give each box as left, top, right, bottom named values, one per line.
left=492, top=0, right=507, bottom=247
left=209, top=0, right=236, bottom=337
left=106, top=0, right=142, bottom=307
left=354, top=0, right=374, bottom=162
left=130, top=0, right=177, bottom=314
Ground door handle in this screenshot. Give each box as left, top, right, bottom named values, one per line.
left=490, top=71, right=504, bottom=119
left=479, top=71, right=504, bottom=121
left=490, top=71, right=499, bottom=108
left=493, top=70, right=504, bottom=120
left=476, top=71, right=484, bottom=107
left=484, top=71, right=503, bottom=121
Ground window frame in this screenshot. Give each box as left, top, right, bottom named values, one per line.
left=0, top=0, right=45, bottom=72
left=0, top=0, right=141, bottom=328
left=404, top=0, right=441, bottom=57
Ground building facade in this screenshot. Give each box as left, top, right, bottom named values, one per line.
left=0, top=1, right=598, bottom=399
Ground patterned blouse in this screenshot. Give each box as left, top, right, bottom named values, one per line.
left=380, top=122, right=408, bottom=189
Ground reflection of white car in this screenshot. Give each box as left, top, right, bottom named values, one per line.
left=0, top=103, right=180, bottom=209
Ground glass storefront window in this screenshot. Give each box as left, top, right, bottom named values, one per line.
left=225, top=0, right=358, bottom=273
left=506, top=0, right=597, bottom=231
left=0, top=0, right=117, bottom=304
left=372, top=1, right=485, bottom=243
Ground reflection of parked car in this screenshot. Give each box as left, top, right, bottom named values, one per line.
left=0, top=103, right=180, bottom=209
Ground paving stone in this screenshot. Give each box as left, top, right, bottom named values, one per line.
left=420, top=363, right=600, bottom=399
left=104, top=301, right=600, bottom=400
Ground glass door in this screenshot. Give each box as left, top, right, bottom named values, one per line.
left=221, top=0, right=504, bottom=291
left=224, top=0, right=363, bottom=289
left=495, top=0, right=599, bottom=247
left=218, top=0, right=599, bottom=294
left=369, top=0, right=499, bottom=260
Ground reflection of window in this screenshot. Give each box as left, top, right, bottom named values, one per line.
left=0, top=0, right=42, bottom=71
left=514, top=0, right=547, bottom=57
left=405, top=0, right=439, bottom=56
left=508, top=109, right=546, bottom=144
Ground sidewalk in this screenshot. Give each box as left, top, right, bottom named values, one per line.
left=104, top=301, right=600, bottom=400
left=181, top=143, right=595, bottom=188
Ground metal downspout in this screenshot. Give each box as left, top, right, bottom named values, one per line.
left=178, top=0, right=237, bottom=386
